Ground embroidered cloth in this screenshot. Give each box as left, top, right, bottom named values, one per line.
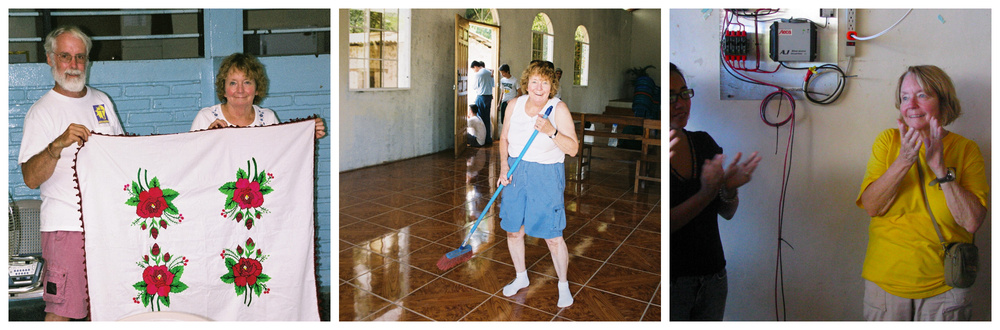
left=76, top=120, right=319, bottom=321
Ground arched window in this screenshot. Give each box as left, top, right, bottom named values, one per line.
left=531, top=13, right=553, bottom=62
left=574, top=25, right=589, bottom=86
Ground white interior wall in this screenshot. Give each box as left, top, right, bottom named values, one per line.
left=670, top=8, right=991, bottom=320
left=340, top=9, right=658, bottom=171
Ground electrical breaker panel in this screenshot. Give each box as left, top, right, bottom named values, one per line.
left=769, top=21, right=818, bottom=62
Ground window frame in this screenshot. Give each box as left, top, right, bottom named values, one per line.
left=530, top=13, right=553, bottom=62
left=574, top=25, right=589, bottom=86
left=347, top=8, right=411, bottom=91
left=7, top=9, right=205, bottom=63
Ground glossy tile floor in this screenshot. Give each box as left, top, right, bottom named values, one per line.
left=339, top=147, right=661, bottom=321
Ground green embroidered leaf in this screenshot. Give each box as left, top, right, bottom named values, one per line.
left=225, top=258, right=237, bottom=270
left=162, top=189, right=179, bottom=202
left=126, top=196, right=140, bottom=206
left=253, top=283, right=264, bottom=296
left=235, top=284, right=246, bottom=296
left=256, top=273, right=271, bottom=283
left=219, top=181, right=236, bottom=193
left=133, top=281, right=147, bottom=291
left=225, top=196, right=237, bottom=210
left=171, top=280, right=189, bottom=293
left=170, top=266, right=184, bottom=280
left=259, top=186, right=274, bottom=195
left=165, top=204, right=179, bottom=215
left=237, top=168, right=248, bottom=180
left=131, top=181, right=142, bottom=196
left=141, top=292, right=152, bottom=307
left=150, top=177, right=160, bottom=188
left=220, top=272, right=235, bottom=284
left=255, top=171, right=267, bottom=184
left=159, top=295, right=170, bottom=307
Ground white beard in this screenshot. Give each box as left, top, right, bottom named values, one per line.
left=53, top=67, right=87, bottom=93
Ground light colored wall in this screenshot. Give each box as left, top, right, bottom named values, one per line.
left=670, top=9, right=991, bottom=320
left=339, top=8, right=659, bottom=171
left=631, top=8, right=661, bottom=87
left=338, top=9, right=460, bottom=172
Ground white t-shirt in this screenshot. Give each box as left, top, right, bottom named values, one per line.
left=506, top=95, right=565, bottom=164
left=18, top=87, right=124, bottom=232
left=499, top=76, right=519, bottom=103
left=189, top=104, right=279, bottom=131
left=467, top=115, right=487, bottom=145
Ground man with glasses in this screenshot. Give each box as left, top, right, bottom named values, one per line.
left=18, top=26, right=124, bottom=321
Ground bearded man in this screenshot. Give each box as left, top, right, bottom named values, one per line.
left=18, top=25, right=125, bottom=321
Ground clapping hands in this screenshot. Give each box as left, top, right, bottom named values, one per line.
left=700, top=151, right=762, bottom=193
left=723, top=151, right=762, bottom=190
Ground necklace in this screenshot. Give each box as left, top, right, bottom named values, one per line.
left=670, top=130, right=697, bottom=180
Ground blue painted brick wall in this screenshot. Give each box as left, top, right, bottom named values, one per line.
left=8, top=57, right=332, bottom=289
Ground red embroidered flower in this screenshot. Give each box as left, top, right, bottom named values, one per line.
left=143, top=265, right=174, bottom=297
left=233, top=258, right=263, bottom=287
left=137, top=187, right=168, bottom=218
left=233, top=178, right=264, bottom=209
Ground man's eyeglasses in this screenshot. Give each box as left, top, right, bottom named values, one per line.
left=54, top=52, right=88, bottom=63
left=670, top=88, right=695, bottom=103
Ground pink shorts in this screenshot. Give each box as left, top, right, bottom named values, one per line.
left=41, top=231, right=89, bottom=319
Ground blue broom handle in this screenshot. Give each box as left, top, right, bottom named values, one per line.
left=462, top=105, right=554, bottom=247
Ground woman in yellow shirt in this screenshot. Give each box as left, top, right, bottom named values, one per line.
left=856, top=65, right=988, bottom=321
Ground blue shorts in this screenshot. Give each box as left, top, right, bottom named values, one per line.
left=499, top=157, right=566, bottom=239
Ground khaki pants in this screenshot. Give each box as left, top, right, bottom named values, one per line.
left=863, top=279, right=972, bottom=321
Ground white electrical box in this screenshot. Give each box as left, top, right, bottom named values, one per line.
left=718, top=8, right=840, bottom=100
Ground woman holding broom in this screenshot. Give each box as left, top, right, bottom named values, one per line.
left=496, top=60, right=578, bottom=308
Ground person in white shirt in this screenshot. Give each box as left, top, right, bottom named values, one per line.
left=19, top=26, right=125, bottom=321
left=496, top=60, right=579, bottom=308
left=497, top=63, right=520, bottom=126
left=190, top=52, right=325, bottom=139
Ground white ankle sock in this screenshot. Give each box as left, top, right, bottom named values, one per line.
left=503, top=271, right=529, bottom=297
left=557, top=281, right=574, bottom=308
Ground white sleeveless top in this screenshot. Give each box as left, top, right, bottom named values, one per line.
left=507, top=95, right=565, bottom=164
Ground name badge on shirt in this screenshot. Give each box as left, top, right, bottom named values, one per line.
left=93, top=104, right=109, bottom=124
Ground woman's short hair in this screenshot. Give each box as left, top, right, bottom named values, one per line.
left=44, top=26, right=92, bottom=56
left=895, top=65, right=962, bottom=125
left=519, top=60, right=558, bottom=98
left=215, top=53, right=269, bottom=105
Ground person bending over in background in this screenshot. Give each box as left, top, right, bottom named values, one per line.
left=669, top=63, right=761, bottom=321
left=856, top=65, right=987, bottom=321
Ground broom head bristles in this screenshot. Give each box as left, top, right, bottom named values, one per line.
left=436, top=245, right=473, bottom=271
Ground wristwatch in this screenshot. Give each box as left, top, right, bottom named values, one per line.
left=929, top=167, right=956, bottom=186
left=549, top=129, right=559, bottom=139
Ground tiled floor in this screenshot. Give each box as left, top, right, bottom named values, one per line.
left=339, top=146, right=661, bottom=321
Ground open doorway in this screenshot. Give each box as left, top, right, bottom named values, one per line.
left=455, top=9, right=500, bottom=158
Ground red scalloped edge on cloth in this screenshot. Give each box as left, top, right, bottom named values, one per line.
left=70, top=131, right=92, bottom=319
left=72, top=117, right=321, bottom=319
left=187, top=114, right=322, bottom=133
